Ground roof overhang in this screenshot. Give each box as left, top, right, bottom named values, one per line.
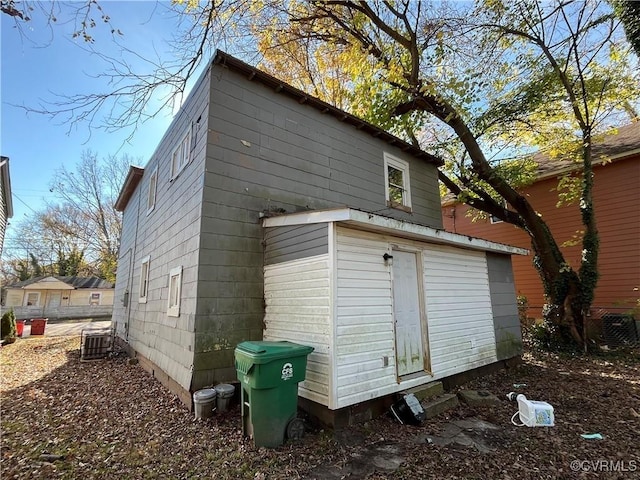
left=114, top=166, right=144, bottom=212
left=441, top=148, right=640, bottom=208
left=23, top=277, right=75, bottom=290
left=0, top=156, right=13, bottom=218
left=212, top=50, right=444, bottom=168
left=262, top=208, right=528, bottom=256
left=536, top=148, right=640, bottom=182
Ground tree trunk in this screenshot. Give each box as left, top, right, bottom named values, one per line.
left=439, top=105, right=588, bottom=346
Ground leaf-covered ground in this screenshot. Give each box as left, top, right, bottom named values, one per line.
left=1, top=336, right=639, bottom=479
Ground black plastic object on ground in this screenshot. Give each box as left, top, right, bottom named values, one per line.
left=391, top=393, right=426, bottom=425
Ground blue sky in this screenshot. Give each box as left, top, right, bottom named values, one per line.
left=1, top=1, right=204, bottom=259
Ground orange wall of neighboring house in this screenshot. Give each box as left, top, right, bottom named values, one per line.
left=442, top=154, right=640, bottom=317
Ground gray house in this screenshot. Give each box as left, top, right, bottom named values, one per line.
left=112, top=51, right=525, bottom=422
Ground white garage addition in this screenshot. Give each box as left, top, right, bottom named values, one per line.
left=262, top=208, right=526, bottom=411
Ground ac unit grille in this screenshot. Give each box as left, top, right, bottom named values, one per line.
left=81, top=329, right=112, bottom=361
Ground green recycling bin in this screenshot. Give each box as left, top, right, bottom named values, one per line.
left=235, top=340, right=314, bottom=448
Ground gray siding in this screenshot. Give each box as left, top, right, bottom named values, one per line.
left=112, top=67, right=212, bottom=392
left=264, top=224, right=329, bottom=265
left=204, top=68, right=442, bottom=227
left=192, top=63, right=443, bottom=389
left=487, top=252, right=522, bottom=360
left=114, top=58, right=445, bottom=395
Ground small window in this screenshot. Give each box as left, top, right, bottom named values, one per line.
left=490, top=199, right=507, bottom=224
left=89, top=292, right=102, bottom=306
left=171, top=130, right=192, bottom=179
left=384, top=153, right=412, bottom=210
left=25, top=292, right=40, bottom=306
left=147, top=167, right=158, bottom=213
left=139, top=256, right=150, bottom=303
left=168, top=266, right=182, bottom=317
left=191, top=116, right=201, bottom=151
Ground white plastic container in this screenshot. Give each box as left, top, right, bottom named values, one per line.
left=516, top=394, right=554, bottom=427
left=214, top=383, right=235, bottom=413
left=193, top=388, right=217, bottom=419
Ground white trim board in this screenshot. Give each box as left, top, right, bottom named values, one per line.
left=262, top=208, right=529, bottom=256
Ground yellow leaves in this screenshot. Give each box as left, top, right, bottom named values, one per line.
left=561, top=230, right=585, bottom=248
left=555, top=174, right=582, bottom=208
left=559, top=262, right=573, bottom=273
left=172, top=0, right=200, bottom=11
left=609, top=43, right=623, bottom=63
left=483, top=0, right=507, bottom=15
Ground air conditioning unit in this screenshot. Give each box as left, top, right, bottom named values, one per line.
left=81, top=328, right=112, bottom=361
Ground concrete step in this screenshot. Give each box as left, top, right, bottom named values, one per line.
left=422, top=393, right=459, bottom=419
left=402, top=381, right=444, bottom=402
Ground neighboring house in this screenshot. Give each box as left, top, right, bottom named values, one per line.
left=0, top=156, right=13, bottom=256
left=4, top=276, right=115, bottom=320
left=112, top=50, right=526, bottom=424
left=442, top=123, right=640, bottom=321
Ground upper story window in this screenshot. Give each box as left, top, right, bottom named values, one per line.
left=171, top=130, right=192, bottom=180
left=384, top=153, right=412, bottom=211
left=139, top=256, right=150, bottom=303
left=167, top=266, right=182, bottom=317
left=147, top=166, right=158, bottom=213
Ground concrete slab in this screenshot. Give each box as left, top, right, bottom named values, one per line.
left=457, top=390, right=500, bottom=407
left=415, top=417, right=503, bottom=454
left=306, top=442, right=405, bottom=479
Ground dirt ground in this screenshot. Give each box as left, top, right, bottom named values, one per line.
left=1, top=336, right=639, bottom=479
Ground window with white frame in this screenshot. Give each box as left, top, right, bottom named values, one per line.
left=25, top=292, right=40, bottom=306
left=171, top=130, right=192, bottom=179
left=139, top=256, right=150, bottom=303
left=167, top=266, right=182, bottom=317
left=147, top=166, right=158, bottom=213
left=490, top=199, right=507, bottom=224
left=89, top=292, right=102, bottom=306
left=191, top=116, right=201, bottom=151
left=384, top=153, right=412, bottom=210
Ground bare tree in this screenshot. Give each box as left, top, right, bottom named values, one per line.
left=4, top=151, right=132, bottom=283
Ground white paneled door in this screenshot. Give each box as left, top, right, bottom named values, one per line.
left=392, top=250, right=425, bottom=376
left=48, top=292, right=61, bottom=308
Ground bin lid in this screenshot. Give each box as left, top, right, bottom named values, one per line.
left=214, top=383, right=235, bottom=396
left=193, top=388, right=217, bottom=401
left=235, top=341, right=314, bottom=364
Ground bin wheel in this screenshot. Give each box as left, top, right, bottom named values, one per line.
left=286, top=417, right=305, bottom=440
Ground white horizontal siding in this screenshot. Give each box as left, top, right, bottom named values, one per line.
left=423, top=244, right=497, bottom=378
left=335, top=229, right=397, bottom=408
left=263, top=254, right=331, bottom=405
